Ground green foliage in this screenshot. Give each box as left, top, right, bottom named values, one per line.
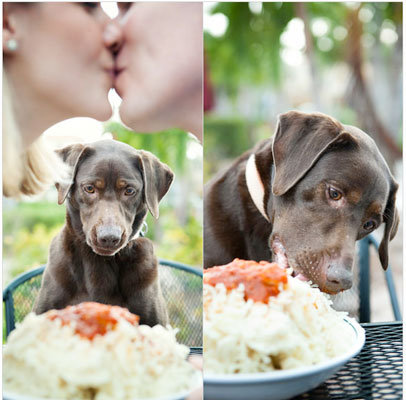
left=4, top=223, right=62, bottom=279
left=147, top=211, right=203, bottom=268
left=206, top=2, right=293, bottom=94
left=3, top=201, right=65, bottom=280
left=104, top=122, right=191, bottom=173
left=204, top=115, right=273, bottom=182
left=205, top=2, right=401, bottom=96
left=205, top=115, right=253, bottom=155
left=333, top=107, right=358, bottom=128
left=3, top=201, right=65, bottom=234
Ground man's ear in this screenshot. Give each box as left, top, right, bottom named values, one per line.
left=55, top=144, right=93, bottom=205
left=138, top=150, right=174, bottom=219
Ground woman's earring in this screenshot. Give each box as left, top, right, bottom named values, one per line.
left=6, top=39, right=18, bottom=51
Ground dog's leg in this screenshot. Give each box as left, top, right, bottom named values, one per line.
left=117, top=237, right=169, bottom=326
left=33, top=269, right=73, bottom=314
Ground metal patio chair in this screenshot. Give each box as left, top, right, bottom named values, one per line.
left=3, top=259, right=202, bottom=348
left=358, top=234, right=401, bottom=323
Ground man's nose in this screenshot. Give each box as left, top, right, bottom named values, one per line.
left=103, top=21, right=123, bottom=55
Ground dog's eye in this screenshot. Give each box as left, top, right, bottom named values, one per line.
left=124, top=187, right=135, bottom=196
left=84, top=185, right=95, bottom=194
left=363, top=220, right=376, bottom=231
left=328, top=187, right=342, bottom=201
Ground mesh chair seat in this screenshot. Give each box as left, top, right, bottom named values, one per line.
left=3, top=260, right=202, bottom=347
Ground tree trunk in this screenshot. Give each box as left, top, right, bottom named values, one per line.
left=295, top=3, right=322, bottom=110
left=345, top=6, right=401, bottom=165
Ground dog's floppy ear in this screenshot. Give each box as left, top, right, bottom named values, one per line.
left=138, top=150, right=174, bottom=219
left=378, top=181, right=399, bottom=270
left=272, top=111, right=358, bottom=196
left=55, top=143, right=92, bottom=205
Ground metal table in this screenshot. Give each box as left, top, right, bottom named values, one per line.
left=294, top=322, right=403, bottom=399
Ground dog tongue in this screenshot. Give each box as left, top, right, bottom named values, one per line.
left=294, top=273, right=308, bottom=281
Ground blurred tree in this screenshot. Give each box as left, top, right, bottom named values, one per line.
left=205, top=2, right=402, bottom=163
left=104, top=122, right=189, bottom=172
left=345, top=4, right=402, bottom=160
left=205, top=2, right=293, bottom=92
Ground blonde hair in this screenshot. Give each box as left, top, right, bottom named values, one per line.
left=3, top=72, right=65, bottom=198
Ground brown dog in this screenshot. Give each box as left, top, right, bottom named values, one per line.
left=34, top=140, right=174, bottom=326
left=204, top=111, right=399, bottom=294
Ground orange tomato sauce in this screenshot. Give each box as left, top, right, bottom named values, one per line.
left=47, top=302, right=139, bottom=340
left=204, top=259, right=288, bottom=303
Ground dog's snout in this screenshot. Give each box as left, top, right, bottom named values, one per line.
left=326, top=261, right=353, bottom=292
left=96, top=225, right=122, bottom=248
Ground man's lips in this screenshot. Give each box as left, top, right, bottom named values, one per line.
left=111, top=67, right=125, bottom=95
left=103, top=61, right=125, bottom=81
left=104, top=67, right=121, bottom=79
left=114, top=67, right=125, bottom=77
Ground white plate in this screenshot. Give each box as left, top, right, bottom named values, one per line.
left=204, top=318, right=365, bottom=400
left=4, top=370, right=202, bottom=400
left=4, top=394, right=189, bottom=400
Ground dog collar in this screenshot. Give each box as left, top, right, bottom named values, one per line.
left=245, top=153, right=270, bottom=222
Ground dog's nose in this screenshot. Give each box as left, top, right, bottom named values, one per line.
left=325, top=261, right=353, bottom=293
left=96, top=225, right=122, bottom=248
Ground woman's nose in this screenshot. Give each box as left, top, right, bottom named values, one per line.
left=103, top=21, right=123, bottom=55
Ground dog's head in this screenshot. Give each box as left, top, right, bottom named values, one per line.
left=55, top=140, right=174, bottom=256
left=249, top=111, right=399, bottom=294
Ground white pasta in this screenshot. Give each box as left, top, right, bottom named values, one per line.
left=4, top=312, right=197, bottom=399
left=204, top=276, right=355, bottom=374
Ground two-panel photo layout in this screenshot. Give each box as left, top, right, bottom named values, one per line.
left=2, top=2, right=402, bottom=400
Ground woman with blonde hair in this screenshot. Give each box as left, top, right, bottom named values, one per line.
left=3, top=2, right=122, bottom=197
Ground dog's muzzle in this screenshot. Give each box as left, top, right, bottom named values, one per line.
left=324, top=259, right=353, bottom=293
left=93, top=225, right=123, bottom=255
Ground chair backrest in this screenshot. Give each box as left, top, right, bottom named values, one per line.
left=3, top=260, right=202, bottom=347
left=159, top=260, right=202, bottom=347
left=3, top=266, right=44, bottom=337
left=331, top=235, right=401, bottom=323
left=358, top=235, right=401, bottom=323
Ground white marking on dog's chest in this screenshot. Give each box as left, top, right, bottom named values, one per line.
left=245, top=153, right=270, bottom=222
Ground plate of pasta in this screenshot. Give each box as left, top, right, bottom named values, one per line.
left=4, top=302, right=201, bottom=400
left=203, top=259, right=365, bottom=400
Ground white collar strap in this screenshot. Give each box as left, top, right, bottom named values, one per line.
left=131, top=221, right=148, bottom=240
left=131, top=228, right=142, bottom=240
left=245, top=153, right=270, bottom=222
